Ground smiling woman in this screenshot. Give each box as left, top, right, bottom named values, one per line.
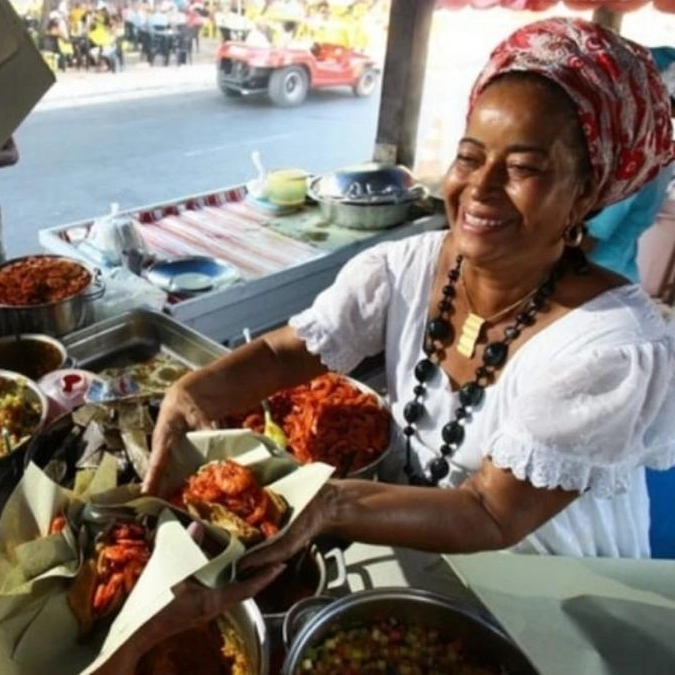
left=146, top=17, right=675, bottom=565
left=444, top=75, right=595, bottom=270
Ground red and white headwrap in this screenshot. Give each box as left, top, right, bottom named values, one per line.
left=469, top=17, right=675, bottom=208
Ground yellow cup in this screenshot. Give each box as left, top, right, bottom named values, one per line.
left=266, top=169, right=308, bottom=206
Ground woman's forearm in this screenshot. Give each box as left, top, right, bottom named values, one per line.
left=185, top=325, right=326, bottom=416
left=317, top=459, right=578, bottom=554
left=319, top=479, right=508, bottom=554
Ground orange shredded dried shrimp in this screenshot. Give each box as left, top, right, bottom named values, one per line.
left=174, top=460, right=281, bottom=539
left=49, top=514, right=67, bottom=535
left=0, top=256, right=91, bottom=306
left=91, top=522, right=152, bottom=618
left=225, top=373, right=391, bottom=476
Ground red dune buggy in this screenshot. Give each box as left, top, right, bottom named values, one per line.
left=216, top=41, right=380, bottom=107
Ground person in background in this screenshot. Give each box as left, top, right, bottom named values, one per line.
left=88, top=16, right=121, bottom=71
left=45, top=16, right=72, bottom=70
left=0, top=138, right=19, bottom=263
left=585, top=47, right=675, bottom=283
left=68, top=1, right=87, bottom=36
left=185, top=2, right=203, bottom=51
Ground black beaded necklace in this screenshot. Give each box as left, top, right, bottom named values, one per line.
left=403, top=247, right=588, bottom=486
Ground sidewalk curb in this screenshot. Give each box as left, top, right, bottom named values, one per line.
left=35, top=80, right=216, bottom=110
left=35, top=61, right=217, bottom=111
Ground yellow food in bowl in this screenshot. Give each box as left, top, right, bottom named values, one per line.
left=266, top=169, right=308, bottom=206
left=0, top=375, right=44, bottom=456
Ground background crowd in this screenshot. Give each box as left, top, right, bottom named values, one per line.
left=18, top=0, right=390, bottom=74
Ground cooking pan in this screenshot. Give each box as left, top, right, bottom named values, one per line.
left=282, top=586, right=539, bottom=674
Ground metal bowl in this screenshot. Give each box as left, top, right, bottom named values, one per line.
left=341, top=375, right=391, bottom=480
left=0, top=370, right=49, bottom=510
left=309, top=163, right=427, bottom=205
left=0, top=370, right=49, bottom=450
left=137, top=599, right=269, bottom=674
left=223, top=599, right=270, bottom=675
left=0, top=255, right=104, bottom=337
left=0, top=334, right=68, bottom=381
left=256, top=545, right=346, bottom=661
left=282, top=587, right=539, bottom=675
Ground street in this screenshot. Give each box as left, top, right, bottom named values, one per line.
left=1, top=80, right=380, bottom=258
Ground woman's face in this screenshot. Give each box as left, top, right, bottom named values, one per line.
left=444, top=78, right=594, bottom=267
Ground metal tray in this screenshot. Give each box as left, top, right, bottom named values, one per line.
left=61, top=308, right=227, bottom=372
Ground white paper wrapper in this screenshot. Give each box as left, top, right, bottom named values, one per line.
left=0, top=429, right=333, bottom=674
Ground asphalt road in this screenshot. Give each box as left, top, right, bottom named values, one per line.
left=1, top=85, right=380, bottom=258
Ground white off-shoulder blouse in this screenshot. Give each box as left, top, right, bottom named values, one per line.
left=290, top=231, right=675, bottom=558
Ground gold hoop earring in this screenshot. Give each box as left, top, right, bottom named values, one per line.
left=563, top=223, right=585, bottom=248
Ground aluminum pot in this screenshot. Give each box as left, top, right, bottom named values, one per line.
left=257, top=545, right=346, bottom=675
left=312, top=197, right=418, bottom=230
left=223, top=599, right=270, bottom=675
left=310, top=163, right=425, bottom=205
left=256, top=545, right=346, bottom=637
left=282, top=587, right=539, bottom=675
left=0, top=333, right=68, bottom=381
left=0, top=255, right=105, bottom=337
left=308, top=168, right=428, bottom=230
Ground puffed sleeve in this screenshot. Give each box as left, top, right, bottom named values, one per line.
left=289, top=242, right=392, bottom=373
left=488, top=339, right=675, bottom=498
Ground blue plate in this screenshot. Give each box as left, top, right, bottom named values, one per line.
left=145, top=256, right=240, bottom=294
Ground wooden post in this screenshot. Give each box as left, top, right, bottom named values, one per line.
left=373, top=0, right=436, bottom=167
left=592, top=6, right=624, bottom=32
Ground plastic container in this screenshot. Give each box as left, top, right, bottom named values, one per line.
left=37, top=368, right=100, bottom=419
left=87, top=202, right=148, bottom=269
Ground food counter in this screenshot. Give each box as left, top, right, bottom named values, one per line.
left=9, top=180, right=671, bottom=674
left=38, top=185, right=446, bottom=346
left=1, top=301, right=673, bottom=674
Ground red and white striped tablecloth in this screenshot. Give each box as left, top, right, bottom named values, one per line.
left=137, top=199, right=324, bottom=279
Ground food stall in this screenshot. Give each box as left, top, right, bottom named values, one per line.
left=2, top=1, right=675, bottom=674
left=37, top=184, right=445, bottom=346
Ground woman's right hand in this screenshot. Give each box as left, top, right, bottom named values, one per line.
left=143, top=326, right=325, bottom=495
left=143, top=374, right=217, bottom=495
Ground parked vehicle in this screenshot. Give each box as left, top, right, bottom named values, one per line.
left=216, top=41, right=380, bottom=107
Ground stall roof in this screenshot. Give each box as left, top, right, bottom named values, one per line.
left=436, top=0, right=675, bottom=13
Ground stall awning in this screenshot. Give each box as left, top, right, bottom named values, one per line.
left=436, top=0, right=675, bottom=13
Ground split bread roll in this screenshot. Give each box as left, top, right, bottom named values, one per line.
left=184, top=487, right=289, bottom=546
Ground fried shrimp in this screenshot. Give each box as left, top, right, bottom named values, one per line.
left=173, top=460, right=288, bottom=543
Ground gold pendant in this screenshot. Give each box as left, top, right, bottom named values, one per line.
left=457, top=313, right=485, bottom=359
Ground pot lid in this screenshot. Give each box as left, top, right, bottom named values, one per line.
left=310, top=163, right=423, bottom=205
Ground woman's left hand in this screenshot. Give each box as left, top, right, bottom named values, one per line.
left=238, top=484, right=334, bottom=574
left=92, top=547, right=285, bottom=674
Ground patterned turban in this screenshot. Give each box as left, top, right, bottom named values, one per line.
left=469, top=17, right=675, bottom=209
